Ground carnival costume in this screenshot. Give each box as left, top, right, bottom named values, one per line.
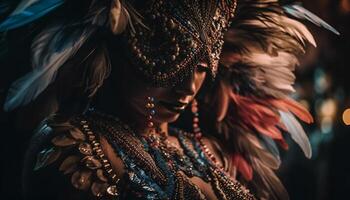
left=0, top=0, right=338, bottom=199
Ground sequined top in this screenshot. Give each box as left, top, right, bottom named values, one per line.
left=26, top=111, right=255, bottom=200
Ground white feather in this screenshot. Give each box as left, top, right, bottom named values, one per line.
left=4, top=25, right=96, bottom=111
left=284, top=4, right=340, bottom=35
left=279, top=111, right=312, bottom=158
left=12, top=0, right=40, bottom=15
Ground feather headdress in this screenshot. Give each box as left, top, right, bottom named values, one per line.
left=1, top=0, right=136, bottom=111
left=1, top=0, right=339, bottom=199
left=212, top=0, right=338, bottom=199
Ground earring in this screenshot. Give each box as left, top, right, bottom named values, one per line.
left=191, top=99, right=202, bottom=139
left=146, top=96, right=155, bottom=131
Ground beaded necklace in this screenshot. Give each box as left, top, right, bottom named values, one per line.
left=83, top=109, right=255, bottom=199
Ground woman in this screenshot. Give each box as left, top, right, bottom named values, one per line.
left=0, top=0, right=337, bottom=199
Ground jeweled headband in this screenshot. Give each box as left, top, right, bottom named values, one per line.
left=123, top=0, right=237, bottom=87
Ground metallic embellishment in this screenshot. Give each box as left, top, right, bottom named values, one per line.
left=84, top=110, right=256, bottom=199
left=174, top=171, right=207, bottom=200
left=107, top=185, right=119, bottom=196
left=146, top=96, right=156, bottom=129
left=78, top=143, right=93, bottom=155
left=85, top=112, right=168, bottom=186
left=38, top=118, right=121, bottom=198
left=91, top=181, right=109, bottom=197
left=82, top=156, right=103, bottom=170
left=125, top=0, right=238, bottom=87
left=78, top=120, right=120, bottom=184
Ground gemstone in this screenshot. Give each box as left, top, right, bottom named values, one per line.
left=78, top=143, right=93, bottom=155
left=148, top=122, right=154, bottom=128
left=107, top=185, right=119, bottom=196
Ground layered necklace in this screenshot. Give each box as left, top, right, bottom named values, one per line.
left=83, top=109, right=255, bottom=200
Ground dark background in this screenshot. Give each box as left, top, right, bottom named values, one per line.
left=1, top=0, right=350, bottom=199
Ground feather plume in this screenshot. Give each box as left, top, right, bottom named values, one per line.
left=271, top=98, right=314, bottom=123
left=209, top=0, right=323, bottom=199
left=283, top=4, right=340, bottom=35
left=279, top=111, right=312, bottom=158
left=232, top=153, right=253, bottom=181
left=241, top=51, right=299, bottom=96
left=217, top=81, right=230, bottom=121
left=258, top=134, right=281, bottom=160
left=109, top=0, right=147, bottom=35
left=110, top=0, right=128, bottom=34
left=4, top=24, right=96, bottom=111
left=252, top=157, right=289, bottom=200
left=83, top=43, right=111, bottom=97
left=0, top=0, right=64, bottom=31
left=242, top=134, right=281, bottom=169
left=4, top=1, right=110, bottom=111
left=12, top=0, right=40, bottom=15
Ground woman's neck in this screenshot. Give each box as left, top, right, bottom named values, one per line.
left=115, top=106, right=169, bottom=137
left=93, top=97, right=169, bottom=137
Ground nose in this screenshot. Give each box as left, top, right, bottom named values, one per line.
left=173, top=71, right=196, bottom=96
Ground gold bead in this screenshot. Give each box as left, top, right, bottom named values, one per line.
left=168, top=19, right=177, bottom=29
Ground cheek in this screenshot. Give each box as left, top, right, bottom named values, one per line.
left=194, top=72, right=207, bottom=93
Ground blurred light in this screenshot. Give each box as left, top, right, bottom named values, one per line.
left=320, top=99, right=337, bottom=117
left=314, top=69, right=330, bottom=94
left=343, top=108, right=350, bottom=126
left=340, top=0, right=350, bottom=14
left=321, top=117, right=333, bottom=134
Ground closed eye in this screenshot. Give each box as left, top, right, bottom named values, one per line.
left=196, top=62, right=209, bottom=73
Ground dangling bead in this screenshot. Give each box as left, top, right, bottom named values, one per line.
left=147, top=122, right=154, bottom=128
left=146, top=96, right=156, bottom=130
left=191, top=99, right=201, bottom=139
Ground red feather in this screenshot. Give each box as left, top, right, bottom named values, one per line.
left=275, top=138, right=289, bottom=150
left=232, top=153, right=253, bottom=181
left=229, top=92, right=283, bottom=139
left=270, top=98, right=313, bottom=124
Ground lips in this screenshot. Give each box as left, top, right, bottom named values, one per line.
left=159, top=101, right=188, bottom=113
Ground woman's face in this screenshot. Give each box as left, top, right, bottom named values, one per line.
left=121, top=62, right=208, bottom=125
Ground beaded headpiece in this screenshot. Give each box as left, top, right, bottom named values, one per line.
left=124, top=0, right=237, bottom=87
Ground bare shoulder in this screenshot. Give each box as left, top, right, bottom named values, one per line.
left=23, top=117, right=124, bottom=200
